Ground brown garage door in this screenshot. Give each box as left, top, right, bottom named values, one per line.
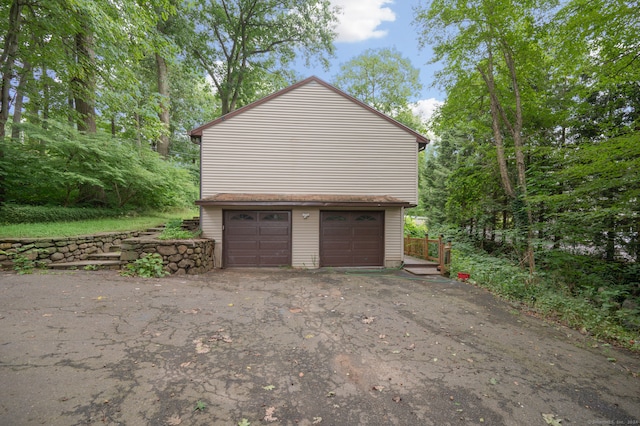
left=224, top=211, right=291, bottom=267
left=320, top=211, right=384, bottom=267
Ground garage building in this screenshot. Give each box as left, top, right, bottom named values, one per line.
left=189, top=77, right=428, bottom=268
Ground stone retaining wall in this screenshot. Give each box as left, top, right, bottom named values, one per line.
left=0, top=231, right=142, bottom=269
left=121, top=238, right=214, bottom=275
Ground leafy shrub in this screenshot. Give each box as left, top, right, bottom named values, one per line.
left=0, top=204, right=124, bottom=224
left=157, top=219, right=200, bottom=240
left=451, top=243, right=539, bottom=301
left=450, top=242, right=640, bottom=349
left=1, top=119, right=198, bottom=211
left=121, top=253, right=168, bottom=278
left=0, top=249, right=47, bottom=274
left=165, top=218, right=184, bottom=229
left=404, top=216, right=428, bottom=238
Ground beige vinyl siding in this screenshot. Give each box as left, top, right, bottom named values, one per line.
left=291, top=207, right=320, bottom=268
left=291, top=206, right=402, bottom=269
left=201, top=207, right=223, bottom=267
left=201, top=80, right=418, bottom=204
left=204, top=206, right=402, bottom=269
left=384, top=207, right=404, bottom=268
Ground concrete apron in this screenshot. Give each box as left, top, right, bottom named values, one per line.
left=0, top=269, right=638, bottom=425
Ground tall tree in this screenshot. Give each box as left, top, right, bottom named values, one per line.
left=184, top=0, right=338, bottom=115
left=71, top=17, right=97, bottom=133
left=532, top=0, right=640, bottom=261
left=0, top=0, right=25, bottom=205
left=155, top=51, right=170, bottom=156
left=414, top=0, right=558, bottom=273
left=152, top=3, right=180, bottom=157
left=333, top=47, right=423, bottom=118
left=0, top=0, right=23, bottom=138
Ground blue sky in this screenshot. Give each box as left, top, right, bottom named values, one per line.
left=294, top=0, right=444, bottom=121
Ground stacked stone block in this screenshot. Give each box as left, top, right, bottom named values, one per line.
left=0, top=232, right=140, bottom=269
left=120, top=238, right=214, bottom=275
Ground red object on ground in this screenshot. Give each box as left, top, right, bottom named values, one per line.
left=457, top=272, right=470, bottom=280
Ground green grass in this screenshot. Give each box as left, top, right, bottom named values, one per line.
left=0, top=209, right=197, bottom=239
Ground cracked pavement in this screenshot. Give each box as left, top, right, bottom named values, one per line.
left=0, top=268, right=639, bottom=425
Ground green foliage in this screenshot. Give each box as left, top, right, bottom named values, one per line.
left=157, top=219, right=200, bottom=240
left=404, top=217, right=428, bottom=238
left=122, top=253, right=168, bottom=278
left=184, top=0, right=338, bottom=114
left=450, top=243, right=640, bottom=349
left=2, top=120, right=198, bottom=210
left=0, top=204, right=123, bottom=225
left=1, top=249, right=47, bottom=274
left=333, top=47, right=423, bottom=118
left=451, top=243, right=537, bottom=301
left=193, top=400, right=207, bottom=412
left=414, top=0, right=639, bottom=279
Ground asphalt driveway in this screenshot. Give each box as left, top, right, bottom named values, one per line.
left=0, top=268, right=638, bottom=425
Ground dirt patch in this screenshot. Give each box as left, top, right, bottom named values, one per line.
left=0, top=268, right=638, bottom=425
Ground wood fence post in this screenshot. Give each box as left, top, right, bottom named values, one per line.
left=424, top=233, right=429, bottom=260
left=438, top=234, right=444, bottom=272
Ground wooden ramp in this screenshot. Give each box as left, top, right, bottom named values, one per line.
left=403, top=255, right=441, bottom=276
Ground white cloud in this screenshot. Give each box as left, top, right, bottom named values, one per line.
left=331, top=0, right=396, bottom=42
left=412, top=98, right=443, bottom=124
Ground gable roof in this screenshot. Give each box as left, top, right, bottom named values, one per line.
left=188, top=76, right=430, bottom=147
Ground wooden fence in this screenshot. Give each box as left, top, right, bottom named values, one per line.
left=404, top=234, right=452, bottom=275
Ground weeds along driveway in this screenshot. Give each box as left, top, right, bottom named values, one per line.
left=0, top=269, right=638, bottom=426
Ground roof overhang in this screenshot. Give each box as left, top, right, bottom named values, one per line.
left=195, top=193, right=415, bottom=208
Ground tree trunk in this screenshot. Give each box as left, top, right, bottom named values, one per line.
left=635, top=219, right=640, bottom=264
left=605, top=215, right=616, bottom=261
left=503, top=47, right=535, bottom=274
left=134, top=112, right=141, bottom=147
left=0, top=0, right=23, bottom=205
left=73, top=24, right=97, bottom=133
left=0, top=0, right=23, bottom=139
left=155, top=52, right=170, bottom=157
left=478, top=54, right=515, bottom=199
left=11, top=61, right=31, bottom=139
left=68, top=95, right=75, bottom=124
left=478, top=44, right=536, bottom=274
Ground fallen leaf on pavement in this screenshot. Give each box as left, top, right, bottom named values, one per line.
left=542, top=413, right=562, bottom=426
left=166, top=414, right=182, bottom=425
left=193, top=339, right=210, bottom=354
left=264, top=406, right=278, bottom=422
